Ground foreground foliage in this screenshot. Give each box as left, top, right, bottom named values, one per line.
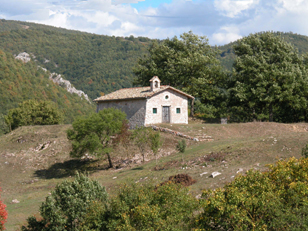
left=105, top=182, right=199, bottom=230
left=23, top=175, right=199, bottom=231
left=22, top=173, right=108, bottom=231
left=197, top=157, right=308, bottom=230
left=0, top=186, right=7, bottom=231
left=23, top=156, right=308, bottom=230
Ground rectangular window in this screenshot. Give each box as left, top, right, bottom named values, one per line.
left=153, top=108, right=157, bottom=114
left=176, top=108, right=181, bottom=114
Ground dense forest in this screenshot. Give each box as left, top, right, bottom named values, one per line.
left=0, top=49, right=95, bottom=134
left=0, top=19, right=152, bottom=100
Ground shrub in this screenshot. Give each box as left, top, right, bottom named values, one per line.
left=0, top=186, right=7, bottom=231
left=302, top=143, right=308, bottom=158
left=105, top=182, right=199, bottom=230
left=176, top=139, right=186, bottom=153
left=5, top=100, right=62, bottom=131
left=22, top=173, right=108, bottom=231
left=196, top=157, right=308, bottom=230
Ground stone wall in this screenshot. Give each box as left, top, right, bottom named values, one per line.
left=145, top=89, right=188, bottom=125
left=96, top=99, right=146, bottom=128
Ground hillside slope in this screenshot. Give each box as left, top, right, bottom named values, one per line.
left=1, top=122, right=308, bottom=230
left=0, top=49, right=95, bottom=133
left=0, top=19, right=151, bottom=99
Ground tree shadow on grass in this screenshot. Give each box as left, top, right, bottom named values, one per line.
left=34, top=159, right=109, bottom=179
left=131, top=166, right=144, bottom=170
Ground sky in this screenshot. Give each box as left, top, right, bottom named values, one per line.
left=0, top=0, right=307, bottom=45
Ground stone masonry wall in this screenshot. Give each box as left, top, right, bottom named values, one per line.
left=145, top=89, right=188, bottom=125
left=96, top=99, right=146, bottom=128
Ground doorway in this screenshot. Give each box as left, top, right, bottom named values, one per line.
left=162, top=106, right=170, bottom=123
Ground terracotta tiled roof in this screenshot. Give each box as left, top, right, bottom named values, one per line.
left=93, top=86, right=194, bottom=102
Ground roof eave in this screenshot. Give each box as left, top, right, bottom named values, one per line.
left=93, top=97, right=147, bottom=102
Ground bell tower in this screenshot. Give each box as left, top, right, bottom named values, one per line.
left=149, top=76, right=161, bottom=91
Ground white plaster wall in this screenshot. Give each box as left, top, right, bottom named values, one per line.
left=145, top=89, right=189, bottom=125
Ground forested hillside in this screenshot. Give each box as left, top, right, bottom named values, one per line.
left=0, top=49, right=95, bottom=134
left=0, top=19, right=152, bottom=100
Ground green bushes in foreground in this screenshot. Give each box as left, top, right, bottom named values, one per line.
left=23, top=157, right=308, bottom=230
left=197, top=157, right=308, bottom=230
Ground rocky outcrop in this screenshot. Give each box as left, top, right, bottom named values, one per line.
left=15, top=52, right=31, bottom=63
left=14, top=52, right=90, bottom=103
left=48, top=73, right=90, bottom=102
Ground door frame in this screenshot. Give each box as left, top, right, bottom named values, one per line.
left=162, top=105, right=171, bottom=123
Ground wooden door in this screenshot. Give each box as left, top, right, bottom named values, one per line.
left=162, top=106, right=170, bottom=123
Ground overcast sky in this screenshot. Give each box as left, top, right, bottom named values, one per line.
left=0, top=0, right=307, bottom=45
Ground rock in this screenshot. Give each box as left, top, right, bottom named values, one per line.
left=113, top=177, right=117, bottom=179
left=236, top=168, right=244, bottom=174
left=15, top=52, right=31, bottom=63
left=12, top=199, right=20, bottom=204
left=210, top=172, right=221, bottom=178
left=49, top=73, right=90, bottom=102
left=200, top=172, right=208, bottom=177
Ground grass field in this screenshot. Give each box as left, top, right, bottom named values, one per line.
left=1, top=121, right=308, bottom=230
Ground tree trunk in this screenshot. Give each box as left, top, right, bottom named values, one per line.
left=106, top=153, right=113, bottom=168
left=269, top=104, right=273, bottom=122
left=190, top=98, right=195, bottom=117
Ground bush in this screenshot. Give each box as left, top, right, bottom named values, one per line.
left=196, top=157, right=308, bottom=230
left=105, top=182, right=199, bottom=230
left=22, top=173, right=108, bottom=231
left=176, top=139, right=186, bottom=153
left=0, top=186, right=7, bottom=231
left=302, top=143, right=308, bottom=158
left=5, top=100, right=62, bottom=131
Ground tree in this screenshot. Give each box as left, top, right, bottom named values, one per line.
left=0, top=186, right=7, bottom=231
left=176, top=139, right=187, bottom=164
left=5, top=100, right=63, bottom=131
left=22, top=173, right=108, bottom=231
left=133, top=31, right=225, bottom=116
left=231, top=32, right=308, bottom=122
left=149, top=131, right=162, bottom=165
left=132, top=126, right=151, bottom=163
left=67, top=108, right=127, bottom=168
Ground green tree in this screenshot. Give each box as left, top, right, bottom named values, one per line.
left=133, top=31, right=225, bottom=116
left=231, top=32, right=308, bottom=122
left=149, top=131, right=162, bottom=165
left=5, top=100, right=63, bottom=131
left=67, top=108, right=127, bottom=168
left=22, top=173, right=108, bottom=231
left=132, top=126, right=151, bottom=162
